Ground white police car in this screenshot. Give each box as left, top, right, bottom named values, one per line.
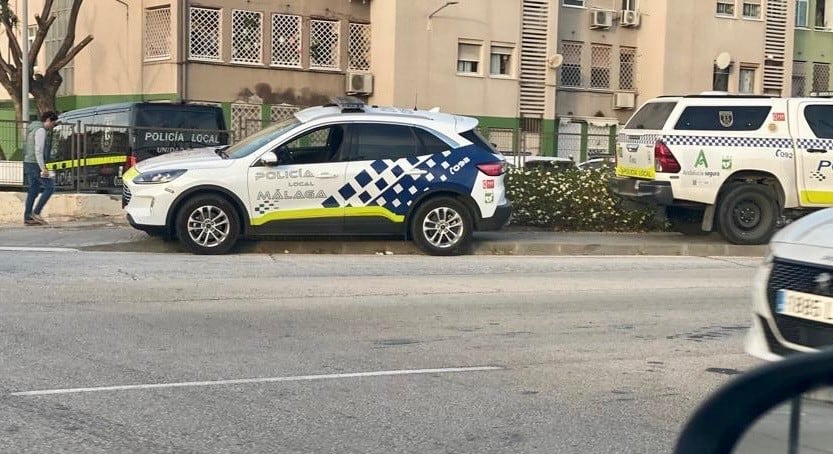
left=121, top=98, right=512, bottom=255
left=746, top=207, right=833, bottom=360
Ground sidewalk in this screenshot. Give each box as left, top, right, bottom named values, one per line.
left=0, top=217, right=768, bottom=257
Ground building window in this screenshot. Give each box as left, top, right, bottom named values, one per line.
left=619, top=47, right=636, bottom=90
left=231, top=10, right=263, bottom=64
left=348, top=23, right=371, bottom=71
left=489, top=45, right=514, bottom=77
left=310, top=19, right=340, bottom=70
left=796, top=0, right=809, bottom=27
left=713, top=65, right=730, bottom=91
left=189, top=7, right=221, bottom=61
left=816, top=0, right=833, bottom=29
left=742, top=0, right=761, bottom=19
left=739, top=67, right=756, bottom=93
left=45, top=0, right=73, bottom=96
left=560, top=41, right=582, bottom=87
left=792, top=61, right=807, bottom=96
left=622, top=0, right=638, bottom=11
left=590, top=44, right=611, bottom=89
left=144, top=6, right=172, bottom=61
left=716, top=0, right=736, bottom=16
left=563, top=0, right=585, bottom=6
left=457, top=41, right=482, bottom=74
left=813, top=63, right=830, bottom=93
left=271, top=14, right=301, bottom=67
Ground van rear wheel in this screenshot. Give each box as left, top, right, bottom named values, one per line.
left=716, top=183, right=778, bottom=245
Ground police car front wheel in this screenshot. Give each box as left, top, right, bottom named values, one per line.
left=175, top=195, right=241, bottom=255
left=411, top=197, right=473, bottom=256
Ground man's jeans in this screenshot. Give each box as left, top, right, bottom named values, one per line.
left=24, top=162, right=54, bottom=221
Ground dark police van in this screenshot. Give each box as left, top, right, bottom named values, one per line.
left=47, top=102, right=228, bottom=192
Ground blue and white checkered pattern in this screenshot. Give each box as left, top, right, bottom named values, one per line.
left=617, top=134, right=661, bottom=145
left=796, top=138, right=833, bottom=150
left=662, top=136, right=794, bottom=148
left=322, top=150, right=469, bottom=215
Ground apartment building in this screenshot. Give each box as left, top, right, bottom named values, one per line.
left=791, top=0, right=833, bottom=95
left=0, top=0, right=560, bottom=149
left=555, top=0, right=793, bottom=149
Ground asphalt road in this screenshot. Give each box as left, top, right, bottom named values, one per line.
left=0, top=252, right=764, bottom=453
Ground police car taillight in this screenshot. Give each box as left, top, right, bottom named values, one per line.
left=124, top=155, right=138, bottom=171
left=477, top=162, right=505, bottom=176
left=654, top=140, right=681, bottom=174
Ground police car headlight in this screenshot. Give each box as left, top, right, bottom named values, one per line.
left=134, top=169, right=187, bottom=184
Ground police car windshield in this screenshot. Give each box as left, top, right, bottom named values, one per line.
left=226, top=118, right=301, bottom=159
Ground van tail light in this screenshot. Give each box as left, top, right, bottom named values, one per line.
left=477, top=162, right=505, bottom=176
left=654, top=140, right=681, bottom=174
left=124, top=155, right=138, bottom=171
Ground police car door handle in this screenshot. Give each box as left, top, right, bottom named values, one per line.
left=406, top=169, right=428, bottom=176
left=317, top=172, right=339, bottom=179
left=808, top=148, right=828, bottom=154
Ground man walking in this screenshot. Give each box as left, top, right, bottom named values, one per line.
left=23, top=111, right=59, bottom=226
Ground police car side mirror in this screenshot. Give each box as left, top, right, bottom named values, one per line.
left=259, top=151, right=279, bottom=167
left=674, top=347, right=833, bottom=454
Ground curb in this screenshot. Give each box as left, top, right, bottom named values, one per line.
left=80, top=237, right=768, bottom=257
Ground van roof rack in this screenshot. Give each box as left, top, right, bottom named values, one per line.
left=325, top=96, right=366, bottom=113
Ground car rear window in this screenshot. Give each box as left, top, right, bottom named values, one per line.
left=624, top=102, right=677, bottom=130
left=673, top=106, right=771, bottom=131
left=461, top=129, right=498, bottom=153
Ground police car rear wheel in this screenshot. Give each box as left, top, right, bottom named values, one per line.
left=411, top=197, right=472, bottom=256
left=717, top=183, right=778, bottom=246
left=176, top=195, right=240, bottom=255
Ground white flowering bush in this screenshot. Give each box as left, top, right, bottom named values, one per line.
left=505, top=167, right=662, bottom=231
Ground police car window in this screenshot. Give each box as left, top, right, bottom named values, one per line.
left=280, top=125, right=346, bottom=164
left=460, top=129, right=498, bottom=153
left=674, top=106, right=771, bottom=131
left=804, top=105, right=833, bottom=139
left=352, top=124, right=420, bottom=161
left=414, top=128, right=452, bottom=155
left=135, top=107, right=223, bottom=130
left=624, top=102, right=677, bottom=130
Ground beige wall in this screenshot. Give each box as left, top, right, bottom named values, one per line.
left=370, top=0, right=531, bottom=119
left=181, top=0, right=370, bottom=104
left=556, top=0, right=790, bottom=123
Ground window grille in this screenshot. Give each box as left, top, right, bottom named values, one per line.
left=813, top=63, right=830, bottom=93
left=310, top=19, right=340, bottom=69
left=591, top=44, right=611, bottom=89
left=144, top=7, right=172, bottom=61
left=348, top=23, right=371, bottom=71
left=232, top=10, right=263, bottom=64
left=231, top=104, right=262, bottom=141
left=619, top=47, right=636, bottom=90
left=189, top=7, right=221, bottom=61
left=271, top=14, right=301, bottom=67
left=792, top=61, right=807, bottom=97
left=560, top=41, right=582, bottom=87
left=270, top=104, right=300, bottom=124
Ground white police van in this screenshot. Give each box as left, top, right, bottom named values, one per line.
left=121, top=98, right=512, bottom=255
left=611, top=93, right=833, bottom=245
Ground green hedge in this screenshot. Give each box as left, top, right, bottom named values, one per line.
left=505, top=167, right=664, bottom=232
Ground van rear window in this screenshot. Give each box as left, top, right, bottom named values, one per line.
left=673, top=106, right=771, bottom=131
left=624, top=102, right=677, bottom=130
left=136, top=107, right=224, bottom=130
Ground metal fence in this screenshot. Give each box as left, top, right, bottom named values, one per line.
left=0, top=120, right=234, bottom=193
left=479, top=126, right=618, bottom=168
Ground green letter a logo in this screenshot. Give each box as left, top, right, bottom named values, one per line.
left=694, top=150, right=709, bottom=168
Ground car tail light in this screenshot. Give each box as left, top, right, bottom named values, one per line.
left=654, top=140, right=681, bottom=173
left=477, top=162, right=505, bottom=176
left=124, top=155, right=138, bottom=171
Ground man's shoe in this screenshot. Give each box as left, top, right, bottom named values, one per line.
left=31, top=214, right=47, bottom=225
left=24, top=219, right=40, bottom=226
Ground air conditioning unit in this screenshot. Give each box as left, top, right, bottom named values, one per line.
left=620, top=10, right=640, bottom=27
left=590, top=10, right=614, bottom=29
left=613, top=92, right=636, bottom=110
left=346, top=72, right=373, bottom=95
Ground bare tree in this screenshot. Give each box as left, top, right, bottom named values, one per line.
left=0, top=0, right=93, bottom=120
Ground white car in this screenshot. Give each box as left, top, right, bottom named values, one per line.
left=745, top=207, right=833, bottom=360
left=121, top=98, right=512, bottom=255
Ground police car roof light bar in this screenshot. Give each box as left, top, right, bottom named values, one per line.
left=328, top=96, right=366, bottom=113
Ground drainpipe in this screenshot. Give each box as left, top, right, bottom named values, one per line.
left=178, top=0, right=188, bottom=103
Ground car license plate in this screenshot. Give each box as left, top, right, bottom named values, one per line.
left=776, top=290, right=833, bottom=325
